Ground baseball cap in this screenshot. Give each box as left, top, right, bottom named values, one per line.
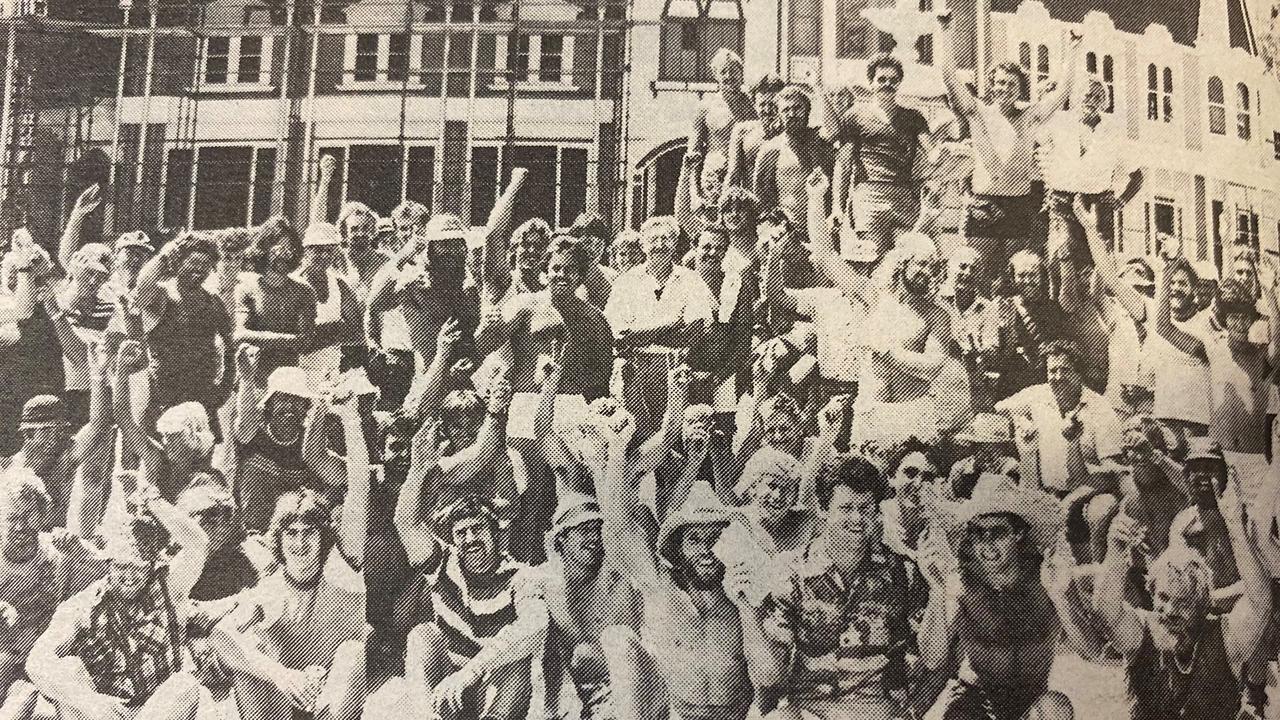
left=114, top=231, right=156, bottom=254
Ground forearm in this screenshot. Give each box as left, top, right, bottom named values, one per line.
left=447, top=414, right=506, bottom=488
left=406, top=348, right=453, bottom=422
left=57, top=212, right=89, bottom=269
left=337, top=413, right=370, bottom=564
left=311, top=169, right=334, bottom=224
left=1052, top=585, right=1105, bottom=660
left=887, top=347, right=946, bottom=380
left=918, top=589, right=959, bottom=669
left=460, top=609, right=549, bottom=680
left=235, top=328, right=307, bottom=351
left=740, top=610, right=791, bottom=690
left=210, top=623, right=287, bottom=684
left=832, top=145, right=854, bottom=216
left=232, top=382, right=266, bottom=445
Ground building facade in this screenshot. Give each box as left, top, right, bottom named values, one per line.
left=0, top=0, right=1277, bottom=272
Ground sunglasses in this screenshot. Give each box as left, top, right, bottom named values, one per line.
left=967, top=523, right=1016, bottom=543
left=900, top=466, right=937, bottom=483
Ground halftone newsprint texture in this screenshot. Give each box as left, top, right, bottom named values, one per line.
left=3, top=0, right=1279, bottom=718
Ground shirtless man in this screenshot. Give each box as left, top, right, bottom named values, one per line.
left=424, top=492, right=644, bottom=720
left=211, top=488, right=367, bottom=720
left=725, top=72, right=785, bottom=190
left=851, top=229, right=970, bottom=444
left=596, top=405, right=769, bottom=720
left=917, top=474, right=1102, bottom=720
left=477, top=234, right=614, bottom=400
left=754, top=86, right=836, bottom=225
left=688, top=49, right=755, bottom=198
left=937, top=12, right=1081, bottom=294
left=1098, top=464, right=1272, bottom=720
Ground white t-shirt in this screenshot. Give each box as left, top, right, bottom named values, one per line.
left=998, top=384, right=1123, bottom=493
left=604, top=265, right=705, bottom=344
left=1037, top=114, right=1125, bottom=195
left=1203, top=331, right=1272, bottom=454
left=1143, top=309, right=1213, bottom=426
left=786, top=287, right=866, bottom=382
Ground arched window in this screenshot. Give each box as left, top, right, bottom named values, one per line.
left=1147, top=64, right=1173, bottom=123
left=1208, top=76, right=1226, bottom=135
left=1237, top=82, right=1251, bottom=140
left=1086, top=51, right=1116, bottom=113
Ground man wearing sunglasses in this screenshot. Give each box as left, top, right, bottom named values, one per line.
left=917, top=474, right=1101, bottom=720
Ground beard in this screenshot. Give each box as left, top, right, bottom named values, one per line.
left=672, top=556, right=725, bottom=591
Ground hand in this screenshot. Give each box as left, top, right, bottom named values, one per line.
left=916, top=533, right=957, bottom=592
left=1061, top=406, right=1084, bottom=442
left=1040, top=541, right=1077, bottom=599
left=428, top=668, right=476, bottom=717
left=87, top=339, right=112, bottom=381
left=1012, top=414, right=1038, bottom=445
left=74, top=184, right=103, bottom=216
left=596, top=402, right=635, bottom=449
left=478, top=305, right=504, bottom=334
left=684, top=425, right=711, bottom=459
left=319, top=154, right=337, bottom=177
left=538, top=339, right=565, bottom=389
left=1218, top=465, right=1248, bottom=533
left=936, top=9, right=952, bottom=28
left=437, top=317, right=463, bottom=356
left=1071, top=196, right=1097, bottom=231
left=130, top=479, right=162, bottom=513
left=485, top=375, right=513, bottom=415
left=666, top=352, right=692, bottom=400
left=269, top=666, right=313, bottom=711
left=818, top=395, right=849, bottom=438
left=235, top=343, right=260, bottom=379
left=49, top=527, right=84, bottom=556
left=806, top=169, right=830, bottom=199
left=1106, top=513, right=1145, bottom=564
left=117, top=340, right=148, bottom=376
left=304, top=392, right=332, bottom=431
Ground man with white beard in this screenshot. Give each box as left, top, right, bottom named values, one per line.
left=1097, top=463, right=1272, bottom=720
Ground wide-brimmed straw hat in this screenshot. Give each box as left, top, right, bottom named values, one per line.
left=657, top=481, right=730, bottom=558
left=947, top=474, right=1063, bottom=551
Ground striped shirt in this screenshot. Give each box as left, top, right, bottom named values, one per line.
left=428, top=548, right=524, bottom=667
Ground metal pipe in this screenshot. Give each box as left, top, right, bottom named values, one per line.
left=106, top=6, right=130, bottom=235
left=0, top=22, right=19, bottom=216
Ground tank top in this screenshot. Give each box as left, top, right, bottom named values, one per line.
left=1144, top=310, right=1212, bottom=426
left=1127, top=617, right=1239, bottom=720
left=297, top=270, right=344, bottom=383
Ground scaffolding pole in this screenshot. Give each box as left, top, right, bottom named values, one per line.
left=0, top=22, right=18, bottom=216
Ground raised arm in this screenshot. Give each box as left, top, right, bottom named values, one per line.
left=1042, top=541, right=1107, bottom=660
left=394, top=419, right=444, bottom=567
left=301, top=397, right=346, bottom=488
left=138, top=483, right=211, bottom=601
left=634, top=357, right=692, bottom=476
left=438, top=375, right=513, bottom=496
left=1261, top=257, right=1280, bottom=368
left=1094, top=513, right=1147, bottom=656
left=916, top=528, right=963, bottom=669
left=111, top=340, right=166, bottom=473
left=56, top=185, right=103, bottom=269
left=231, top=344, right=267, bottom=446
left=332, top=401, right=370, bottom=568
left=481, top=168, right=528, bottom=306
left=134, top=236, right=182, bottom=318
left=597, top=408, right=659, bottom=586
left=805, top=171, right=870, bottom=312
left=310, top=155, right=337, bottom=224
left=404, top=317, right=463, bottom=423
left=1219, top=467, right=1273, bottom=672
left=1028, top=31, right=1083, bottom=126
left=1073, top=197, right=1146, bottom=323
left=936, top=12, right=977, bottom=118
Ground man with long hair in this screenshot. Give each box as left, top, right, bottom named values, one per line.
left=917, top=475, right=1101, bottom=720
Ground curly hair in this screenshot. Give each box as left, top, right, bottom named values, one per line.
left=0, top=467, right=51, bottom=517
left=168, top=233, right=222, bottom=271
left=987, top=61, right=1030, bottom=100
left=510, top=217, right=553, bottom=250
left=1216, top=278, right=1259, bottom=321
left=545, top=234, right=592, bottom=282
left=155, top=402, right=215, bottom=459
left=815, top=454, right=885, bottom=510
left=1145, top=545, right=1212, bottom=612
left=717, top=186, right=760, bottom=226
left=242, top=216, right=301, bottom=274
left=749, top=72, right=785, bottom=98
left=866, top=53, right=905, bottom=82
left=438, top=494, right=500, bottom=541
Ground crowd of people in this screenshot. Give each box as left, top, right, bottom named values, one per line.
left=0, top=11, right=1278, bottom=720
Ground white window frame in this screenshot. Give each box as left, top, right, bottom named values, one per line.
left=1145, top=196, right=1182, bottom=257
left=492, top=33, right=577, bottom=90
left=1146, top=63, right=1174, bottom=124
left=341, top=33, right=426, bottom=89
left=185, top=143, right=277, bottom=229
left=318, top=143, right=438, bottom=211
left=201, top=35, right=275, bottom=89
left=1236, top=82, right=1252, bottom=141
left=467, top=142, right=591, bottom=227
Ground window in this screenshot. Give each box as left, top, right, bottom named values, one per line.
left=354, top=34, right=379, bottom=82
left=205, top=37, right=230, bottom=83
left=345, top=34, right=424, bottom=86
left=237, top=36, right=263, bottom=84
left=1271, top=131, right=1280, bottom=160
left=1237, top=83, right=1251, bottom=140
left=190, top=146, right=274, bottom=229
left=790, top=0, right=821, bottom=57
left=387, top=35, right=410, bottom=82
left=1208, top=76, right=1226, bottom=135
left=318, top=145, right=436, bottom=217
left=1085, top=52, right=1115, bottom=113
left=469, top=145, right=591, bottom=228
left=203, top=36, right=273, bottom=86
left=496, top=34, right=576, bottom=86
left=658, top=0, right=745, bottom=83
left=1036, top=44, right=1050, bottom=88
left=1145, top=197, right=1182, bottom=256
left=1237, top=209, right=1260, bottom=249
left=1147, top=64, right=1173, bottom=123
